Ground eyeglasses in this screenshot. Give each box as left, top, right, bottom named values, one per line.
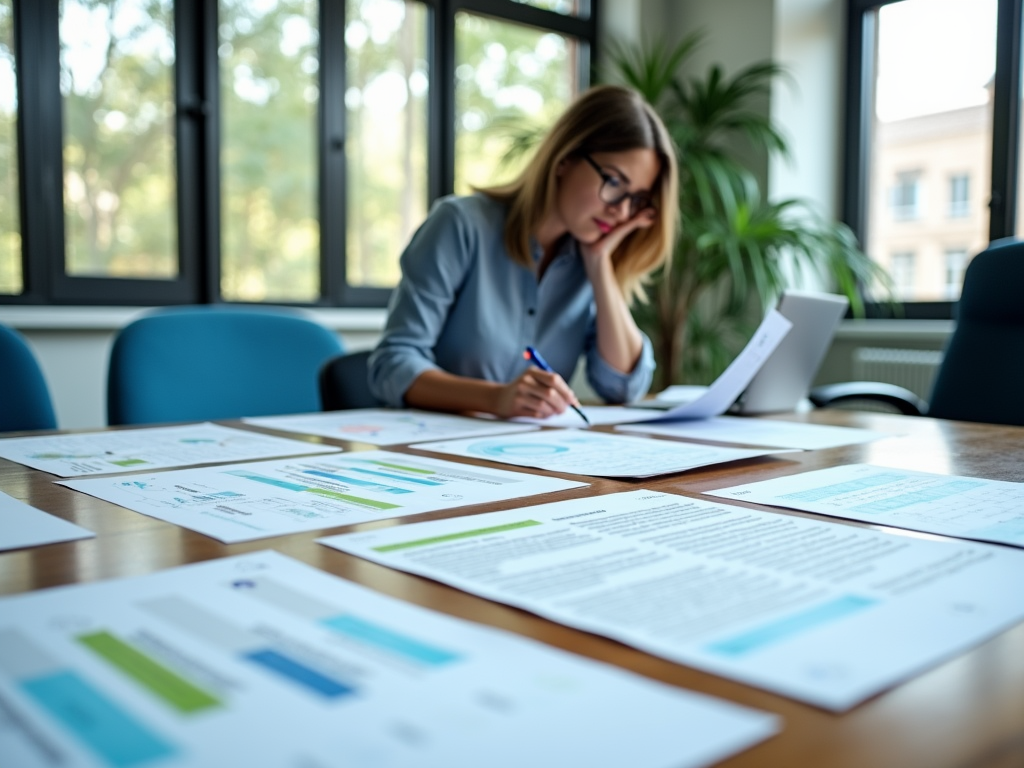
left=582, top=154, right=655, bottom=217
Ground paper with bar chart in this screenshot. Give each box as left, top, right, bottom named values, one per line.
left=0, top=490, right=94, bottom=551
left=0, top=550, right=779, bottom=768
left=321, top=489, right=1024, bottom=711
left=245, top=408, right=538, bottom=445
left=0, top=423, right=341, bottom=478
left=412, top=428, right=791, bottom=478
left=706, top=463, right=1024, bottom=548
left=59, top=451, right=585, bottom=543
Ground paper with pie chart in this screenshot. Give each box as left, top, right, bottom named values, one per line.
left=59, top=451, right=585, bottom=543
left=0, top=423, right=340, bottom=477
left=245, top=409, right=538, bottom=445
left=411, top=429, right=792, bottom=478
left=0, top=550, right=778, bottom=768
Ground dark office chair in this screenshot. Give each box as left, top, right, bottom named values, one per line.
left=108, top=306, right=344, bottom=425
left=318, top=350, right=382, bottom=410
left=810, top=238, right=1024, bottom=426
left=0, top=323, right=58, bottom=432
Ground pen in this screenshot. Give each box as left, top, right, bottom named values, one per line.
left=523, top=346, right=591, bottom=425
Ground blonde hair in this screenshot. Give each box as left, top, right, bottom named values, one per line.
left=478, top=85, right=679, bottom=304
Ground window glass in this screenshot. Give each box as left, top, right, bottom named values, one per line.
left=944, top=247, right=968, bottom=297
left=60, top=0, right=177, bottom=280
left=219, top=0, right=319, bottom=302
left=889, top=251, right=916, bottom=299
left=509, top=0, right=588, bottom=17
left=865, top=0, right=995, bottom=302
left=948, top=174, right=970, bottom=217
left=0, top=0, right=20, bottom=295
left=345, top=0, right=428, bottom=289
left=454, top=12, right=577, bottom=194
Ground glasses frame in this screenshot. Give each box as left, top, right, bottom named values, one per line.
left=582, top=154, right=655, bottom=218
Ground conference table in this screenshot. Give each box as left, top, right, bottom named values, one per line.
left=2, top=408, right=1023, bottom=768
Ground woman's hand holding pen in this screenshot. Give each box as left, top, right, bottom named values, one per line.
left=493, top=368, right=580, bottom=419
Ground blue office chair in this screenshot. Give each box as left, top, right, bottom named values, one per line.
left=810, top=238, right=1024, bottom=426
left=107, top=306, right=344, bottom=425
left=0, top=323, right=58, bottom=432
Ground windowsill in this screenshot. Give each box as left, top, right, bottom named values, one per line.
left=836, top=318, right=954, bottom=341
left=0, top=305, right=389, bottom=332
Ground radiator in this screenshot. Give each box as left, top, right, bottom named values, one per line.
left=851, top=347, right=944, bottom=400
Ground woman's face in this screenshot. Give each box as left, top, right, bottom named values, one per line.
left=554, top=147, right=660, bottom=244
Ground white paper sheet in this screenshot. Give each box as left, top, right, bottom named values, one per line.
left=0, top=423, right=341, bottom=477
left=0, top=550, right=778, bottom=768
left=643, top=310, right=792, bottom=421
left=514, top=310, right=792, bottom=428
left=246, top=408, right=539, bottom=445
left=59, top=451, right=585, bottom=543
left=0, top=490, right=94, bottom=551
left=321, top=489, right=1024, bottom=711
left=707, top=463, right=1024, bottom=548
left=412, top=428, right=790, bottom=478
left=617, top=416, right=890, bottom=450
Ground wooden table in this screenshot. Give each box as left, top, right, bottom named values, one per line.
left=2, top=410, right=1023, bottom=768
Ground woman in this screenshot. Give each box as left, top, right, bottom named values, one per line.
left=368, top=84, right=679, bottom=419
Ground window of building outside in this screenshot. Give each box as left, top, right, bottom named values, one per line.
left=944, top=247, right=968, bottom=297
left=0, top=0, right=593, bottom=306
left=949, top=173, right=970, bottom=217
left=890, top=250, right=916, bottom=298
left=849, top=0, right=1004, bottom=310
left=890, top=170, right=922, bottom=220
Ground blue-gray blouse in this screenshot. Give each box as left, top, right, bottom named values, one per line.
left=368, top=193, right=655, bottom=408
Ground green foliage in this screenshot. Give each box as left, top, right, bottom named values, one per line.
left=605, top=34, right=891, bottom=389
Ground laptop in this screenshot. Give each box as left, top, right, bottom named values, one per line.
left=650, top=290, right=849, bottom=415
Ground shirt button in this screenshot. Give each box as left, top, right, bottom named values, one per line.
left=527, top=308, right=535, bottom=316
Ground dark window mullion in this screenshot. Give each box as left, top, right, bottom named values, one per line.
left=454, top=0, right=593, bottom=39
left=320, top=0, right=346, bottom=306
left=990, top=0, right=1023, bottom=240
left=11, top=0, right=62, bottom=304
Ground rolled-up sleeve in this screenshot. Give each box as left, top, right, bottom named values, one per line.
left=584, top=325, right=656, bottom=404
left=368, top=201, right=474, bottom=407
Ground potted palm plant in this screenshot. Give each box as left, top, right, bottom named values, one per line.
left=605, top=35, right=890, bottom=390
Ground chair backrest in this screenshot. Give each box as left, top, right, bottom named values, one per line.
left=927, top=238, right=1024, bottom=426
left=318, top=350, right=382, bottom=410
left=0, top=323, right=57, bottom=433
left=108, top=306, right=344, bottom=425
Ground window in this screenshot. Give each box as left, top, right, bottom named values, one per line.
left=890, top=171, right=921, bottom=220
left=2, top=0, right=595, bottom=306
left=845, top=0, right=1017, bottom=316
left=890, top=251, right=916, bottom=298
left=944, top=247, right=969, bottom=298
left=949, top=173, right=970, bottom=217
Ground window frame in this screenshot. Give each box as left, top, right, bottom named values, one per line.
left=843, top=0, right=1023, bottom=319
left=4, top=0, right=597, bottom=307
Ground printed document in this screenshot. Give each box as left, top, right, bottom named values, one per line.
left=412, top=429, right=789, bottom=478
left=0, top=490, right=94, bottom=551
left=246, top=408, right=538, bottom=445
left=0, top=423, right=340, bottom=477
left=0, top=550, right=778, bottom=768
left=60, top=451, right=585, bottom=543
left=707, top=463, right=1024, bottom=547
left=321, top=489, right=1024, bottom=711
left=516, top=310, right=792, bottom=428
left=618, top=416, right=890, bottom=450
